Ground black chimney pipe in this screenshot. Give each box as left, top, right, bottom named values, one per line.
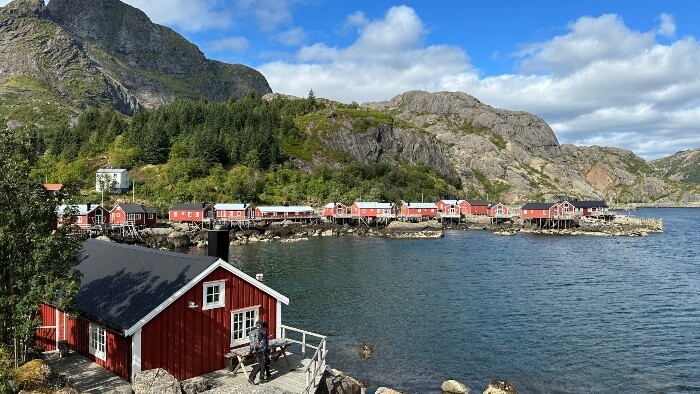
left=208, top=229, right=229, bottom=262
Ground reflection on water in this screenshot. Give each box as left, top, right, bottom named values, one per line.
left=194, top=209, right=700, bottom=393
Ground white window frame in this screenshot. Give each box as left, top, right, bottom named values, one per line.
left=148, top=213, right=154, bottom=219
left=230, top=306, right=260, bottom=347
left=202, top=280, right=226, bottom=310
left=89, top=323, right=106, bottom=361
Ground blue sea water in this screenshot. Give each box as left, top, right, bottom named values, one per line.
left=222, top=208, right=700, bottom=393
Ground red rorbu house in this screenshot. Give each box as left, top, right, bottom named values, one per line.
left=437, top=199, right=464, bottom=221
left=56, top=204, right=109, bottom=229
left=570, top=200, right=613, bottom=220
left=351, top=202, right=397, bottom=223
left=214, top=203, right=254, bottom=222
left=487, top=203, right=512, bottom=224
left=168, top=203, right=214, bottom=224
left=110, top=203, right=157, bottom=227
left=34, top=237, right=296, bottom=382
left=400, top=202, right=438, bottom=221
left=254, top=205, right=317, bottom=222
left=521, top=201, right=576, bottom=228
left=322, top=202, right=352, bottom=222
left=463, top=199, right=489, bottom=216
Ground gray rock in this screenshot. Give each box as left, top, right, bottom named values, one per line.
left=316, top=367, right=363, bottom=394
left=441, top=379, right=469, bottom=393
left=482, top=380, right=517, bottom=394
left=132, top=368, right=179, bottom=394
left=181, top=379, right=213, bottom=394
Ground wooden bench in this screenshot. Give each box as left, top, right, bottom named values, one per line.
left=224, top=338, right=292, bottom=375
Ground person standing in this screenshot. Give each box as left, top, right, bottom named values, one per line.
left=248, top=321, right=271, bottom=384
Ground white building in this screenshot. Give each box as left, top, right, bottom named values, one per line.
left=96, top=168, right=131, bottom=194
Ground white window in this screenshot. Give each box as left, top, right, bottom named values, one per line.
left=174, top=211, right=178, bottom=218
left=148, top=214, right=154, bottom=219
left=203, top=280, right=226, bottom=310
left=195, top=212, right=200, bottom=218
left=187, top=212, right=192, bottom=218
left=89, top=323, right=106, bottom=361
left=230, top=307, right=259, bottom=347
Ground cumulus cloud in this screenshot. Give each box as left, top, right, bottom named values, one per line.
left=261, top=9, right=700, bottom=159
left=272, top=27, right=307, bottom=47
left=209, top=36, right=249, bottom=52
left=236, top=0, right=292, bottom=32
left=120, top=0, right=232, bottom=32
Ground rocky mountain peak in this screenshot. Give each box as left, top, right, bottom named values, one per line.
left=2, top=0, right=47, bottom=16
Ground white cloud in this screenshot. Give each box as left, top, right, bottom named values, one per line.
left=209, top=36, right=249, bottom=52
left=120, top=0, right=232, bottom=32
left=658, top=13, right=675, bottom=37
left=272, top=27, right=306, bottom=47
left=236, top=0, right=291, bottom=32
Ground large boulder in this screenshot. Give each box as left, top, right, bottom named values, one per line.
left=375, top=388, right=402, bottom=394
left=132, top=368, right=179, bottom=394
left=483, top=380, right=517, bottom=394
left=316, top=367, right=364, bottom=394
left=442, top=379, right=469, bottom=393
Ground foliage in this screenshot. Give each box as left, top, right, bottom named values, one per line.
left=0, top=347, right=10, bottom=394
left=0, top=129, right=82, bottom=366
left=458, top=122, right=507, bottom=150
left=471, top=169, right=511, bottom=201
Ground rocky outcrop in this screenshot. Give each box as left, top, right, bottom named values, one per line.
left=441, top=379, right=469, bottom=394
left=316, top=367, right=364, bottom=394
left=482, top=380, right=517, bottom=394
left=132, top=368, right=179, bottom=394
left=364, top=91, right=602, bottom=202
left=381, top=220, right=444, bottom=238
left=651, top=148, right=700, bottom=183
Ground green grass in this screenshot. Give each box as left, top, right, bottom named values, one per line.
left=458, top=122, right=507, bottom=149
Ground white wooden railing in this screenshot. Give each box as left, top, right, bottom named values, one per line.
left=280, top=325, right=327, bottom=394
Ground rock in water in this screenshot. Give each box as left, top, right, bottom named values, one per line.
left=317, top=367, right=364, bottom=394
left=483, top=379, right=517, bottom=394
left=441, top=379, right=469, bottom=393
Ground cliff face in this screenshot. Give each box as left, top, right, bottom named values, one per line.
left=651, top=148, right=700, bottom=183
left=364, top=91, right=600, bottom=201
left=0, top=0, right=271, bottom=129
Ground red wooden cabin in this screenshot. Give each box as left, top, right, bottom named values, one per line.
left=110, top=204, right=157, bottom=227
left=169, top=203, right=214, bottom=223
left=487, top=203, right=511, bottom=218
left=570, top=200, right=612, bottom=218
left=400, top=202, right=438, bottom=220
left=463, top=199, right=489, bottom=216
left=35, top=238, right=290, bottom=382
left=214, top=203, right=254, bottom=222
left=520, top=202, right=558, bottom=220
left=254, top=206, right=316, bottom=221
left=350, top=202, right=397, bottom=219
left=56, top=204, right=109, bottom=229
left=437, top=199, right=464, bottom=220
left=322, top=202, right=351, bottom=220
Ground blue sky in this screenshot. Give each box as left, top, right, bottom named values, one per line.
left=5, top=0, right=700, bottom=160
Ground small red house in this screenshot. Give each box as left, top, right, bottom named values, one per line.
left=56, top=204, right=109, bottom=229
left=520, top=202, right=558, bottom=220
left=214, top=203, right=254, bottom=221
left=169, top=203, right=214, bottom=223
left=322, top=202, right=351, bottom=221
left=437, top=199, right=464, bottom=220
left=35, top=239, right=290, bottom=382
left=570, top=200, right=612, bottom=218
left=400, top=202, right=438, bottom=221
left=110, top=203, right=157, bottom=227
left=351, top=202, right=397, bottom=220
left=463, top=199, right=489, bottom=216
left=254, top=206, right=316, bottom=221
left=487, top=203, right=511, bottom=218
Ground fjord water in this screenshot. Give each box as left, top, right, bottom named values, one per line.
left=224, top=208, right=700, bottom=393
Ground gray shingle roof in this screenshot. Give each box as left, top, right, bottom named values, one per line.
left=75, top=239, right=219, bottom=334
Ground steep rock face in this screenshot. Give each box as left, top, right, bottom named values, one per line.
left=651, top=148, right=700, bottom=183
left=365, top=91, right=600, bottom=201
left=0, top=0, right=271, bottom=128
left=46, top=0, right=271, bottom=109
left=326, top=124, right=455, bottom=178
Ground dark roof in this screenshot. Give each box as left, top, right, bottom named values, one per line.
left=521, top=202, right=556, bottom=210
left=170, top=203, right=211, bottom=210
left=114, top=204, right=146, bottom=214
left=143, top=206, right=157, bottom=214
left=465, top=199, right=488, bottom=206
left=570, top=200, right=608, bottom=208
left=75, top=239, right=218, bottom=334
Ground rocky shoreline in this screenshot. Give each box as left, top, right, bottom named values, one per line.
left=119, top=215, right=663, bottom=250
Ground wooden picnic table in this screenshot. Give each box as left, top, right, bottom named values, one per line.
left=224, top=338, right=292, bottom=375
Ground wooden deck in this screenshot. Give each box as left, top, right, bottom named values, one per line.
left=44, top=351, right=131, bottom=393
left=44, top=349, right=322, bottom=394
left=185, top=350, right=322, bottom=393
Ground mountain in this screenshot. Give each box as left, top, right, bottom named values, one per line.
left=0, top=0, right=270, bottom=130
left=651, top=148, right=700, bottom=184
